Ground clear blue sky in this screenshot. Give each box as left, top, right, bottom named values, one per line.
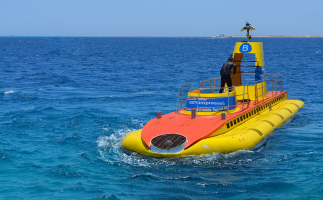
left=1, top=0, right=322, bottom=36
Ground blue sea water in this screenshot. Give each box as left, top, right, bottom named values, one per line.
left=0, top=37, right=322, bottom=199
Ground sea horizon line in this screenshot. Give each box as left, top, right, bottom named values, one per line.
left=3, top=35, right=323, bottom=38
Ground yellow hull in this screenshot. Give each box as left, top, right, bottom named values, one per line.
left=122, top=99, right=305, bottom=157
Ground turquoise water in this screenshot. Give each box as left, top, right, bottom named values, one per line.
left=0, top=37, right=322, bottom=199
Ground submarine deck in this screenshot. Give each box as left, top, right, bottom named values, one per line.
left=141, top=91, right=289, bottom=149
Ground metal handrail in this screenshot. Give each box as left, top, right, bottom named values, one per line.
left=199, top=77, right=221, bottom=94
left=176, top=73, right=283, bottom=115
left=176, top=83, right=192, bottom=113
left=265, top=73, right=283, bottom=96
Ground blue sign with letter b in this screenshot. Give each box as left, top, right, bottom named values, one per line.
left=239, top=43, right=252, bottom=53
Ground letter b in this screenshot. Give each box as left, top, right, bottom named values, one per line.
left=239, top=43, right=252, bottom=53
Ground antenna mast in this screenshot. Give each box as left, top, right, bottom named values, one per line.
left=241, top=21, right=255, bottom=42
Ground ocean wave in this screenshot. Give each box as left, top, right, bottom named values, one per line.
left=4, top=90, right=14, bottom=94
left=96, top=127, right=164, bottom=167
left=131, top=173, right=160, bottom=180
left=130, top=172, right=202, bottom=182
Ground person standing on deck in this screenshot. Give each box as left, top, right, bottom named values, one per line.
left=219, top=57, right=236, bottom=93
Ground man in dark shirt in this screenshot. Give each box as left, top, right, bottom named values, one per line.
left=219, top=57, right=236, bottom=93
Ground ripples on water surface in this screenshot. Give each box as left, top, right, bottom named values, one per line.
left=0, top=37, right=322, bottom=199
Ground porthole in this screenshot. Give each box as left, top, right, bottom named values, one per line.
left=237, top=118, right=240, bottom=123
left=234, top=119, right=237, bottom=125
left=226, top=123, right=230, bottom=129
left=230, top=121, right=233, bottom=127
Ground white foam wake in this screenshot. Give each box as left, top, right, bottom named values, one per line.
left=96, top=119, right=259, bottom=167
left=4, top=90, right=14, bottom=94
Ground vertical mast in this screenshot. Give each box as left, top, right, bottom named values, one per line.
left=241, top=21, right=255, bottom=42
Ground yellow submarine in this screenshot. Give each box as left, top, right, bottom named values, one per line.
left=121, top=22, right=305, bottom=157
